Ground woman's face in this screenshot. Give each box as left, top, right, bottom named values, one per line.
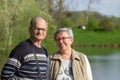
left=55, top=31, right=73, bottom=51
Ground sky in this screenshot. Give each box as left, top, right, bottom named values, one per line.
left=65, top=0, right=120, bottom=17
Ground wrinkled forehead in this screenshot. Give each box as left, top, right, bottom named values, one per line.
left=30, top=17, right=48, bottom=28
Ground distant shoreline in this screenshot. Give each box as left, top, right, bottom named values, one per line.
left=73, top=43, right=120, bottom=48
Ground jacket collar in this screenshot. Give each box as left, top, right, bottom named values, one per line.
left=71, top=49, right=81, bottom=60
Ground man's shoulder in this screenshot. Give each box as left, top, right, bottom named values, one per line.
left=13, top=39, right=30, bottom=50
left=73, top=49, right=85, bottom=56
left=19, top=39, right=29, bottom=45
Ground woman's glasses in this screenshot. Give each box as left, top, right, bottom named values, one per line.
left=55, top=37, right=71, bottom=41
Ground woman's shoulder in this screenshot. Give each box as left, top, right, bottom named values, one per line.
left=49, top=51, right=60, bottom=59
left=72, top=49, right=86, bottom=56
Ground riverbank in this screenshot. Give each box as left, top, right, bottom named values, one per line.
left=73, top=43, right=120, bottom=48
left=73, top=28, right=120, bottom=44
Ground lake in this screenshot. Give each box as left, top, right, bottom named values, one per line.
left=89, top=53, right=120, bottom=80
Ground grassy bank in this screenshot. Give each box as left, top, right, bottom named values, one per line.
left=44, top=28, right=120, bottom=54
left=73, top=28, right=120, bottom=44
left=1, top=28, right=120, bottom=55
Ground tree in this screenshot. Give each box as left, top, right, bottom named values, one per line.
left=99, top=18, right=114, bottom=31
left=47, top=0, right=74, bottom=26
left=87, top=14, right=99, bottom=30
left=85, top=0, right=100, bottom=27
left=0, top=0, right=55, bottom=57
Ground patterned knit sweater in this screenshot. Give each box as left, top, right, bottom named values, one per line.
left=1, top=39, right=49, bottom=80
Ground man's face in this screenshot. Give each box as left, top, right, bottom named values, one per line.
left=29, top=18, right=48, bottom=41
left=55, top=31, right=73, bottom=50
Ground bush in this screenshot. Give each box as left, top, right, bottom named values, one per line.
left=99, top=18, right=114, bottom=31
left=87, top=15, right=99, bottom=30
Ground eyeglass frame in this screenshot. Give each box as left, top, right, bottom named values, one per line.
left=55, top=37, right=71, bottom=42
left=33, top=26, right=47, bottom=32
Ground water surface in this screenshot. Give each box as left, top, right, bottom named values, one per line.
left=90, top=53, right=120, bottom=80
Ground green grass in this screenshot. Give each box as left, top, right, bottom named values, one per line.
left=72, top=28, right=120, bottom=55
left=73, top=28, right=120, bottom=44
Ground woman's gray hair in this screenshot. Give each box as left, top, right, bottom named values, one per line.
left=54, top=27, right=74, bottom=40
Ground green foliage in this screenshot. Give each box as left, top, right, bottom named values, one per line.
left=76, top=12, right=86, bottom=26
left=87, top=15, right=99, bottom=30
left=71, top=12, right=86, bottom=27
left=0, top=0, right=56, bottom=74
left=99, top=18, right=114, bottom=31
left=0, top=0, right=56, bottom=59
left=0, top=0, right=55, bottom=43
left=57, top=11, right=87, bottom=28
left=60, top=17, right=73, bottom=27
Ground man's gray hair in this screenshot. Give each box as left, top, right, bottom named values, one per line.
left=54, top=27, right=74, bottom=40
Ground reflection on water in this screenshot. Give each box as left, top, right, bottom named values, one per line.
left=89, top=53, right=120, bottom=80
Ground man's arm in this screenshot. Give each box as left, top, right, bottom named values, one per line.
left=1, top=58, right=21, bottom=79
left=1, top=46, right=23, bottom=80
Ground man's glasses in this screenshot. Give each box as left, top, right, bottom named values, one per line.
left=33, top=26, right=47, bottom=32
left=55, top=37, right=71, bottom=41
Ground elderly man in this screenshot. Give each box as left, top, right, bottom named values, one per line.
left=1, top=16, right=49, bottom=80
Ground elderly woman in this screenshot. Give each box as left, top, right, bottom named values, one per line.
left=49, top=27, right=93, bottom=80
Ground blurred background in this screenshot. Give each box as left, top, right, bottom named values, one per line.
left=0, top=0, right=120, bottom=80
